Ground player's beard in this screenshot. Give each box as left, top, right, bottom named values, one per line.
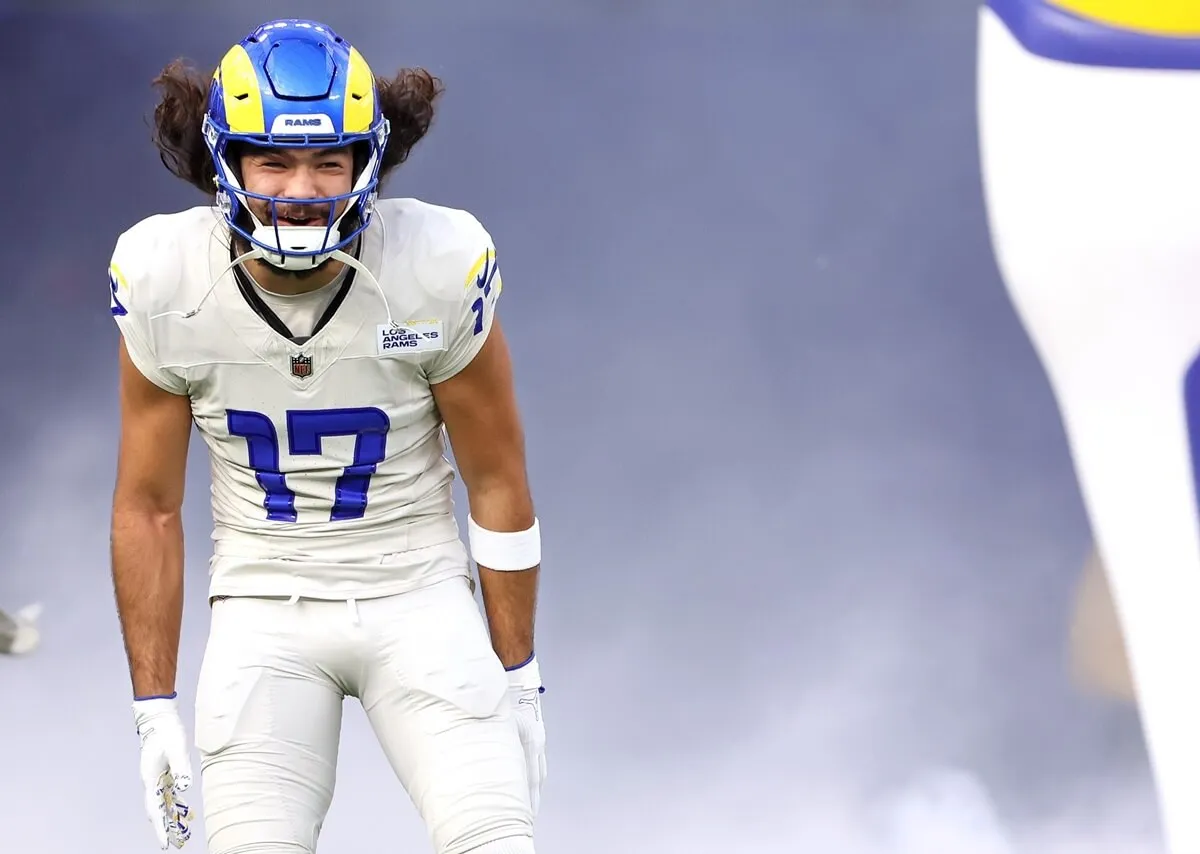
left=269, top=257, right=336, bottom=282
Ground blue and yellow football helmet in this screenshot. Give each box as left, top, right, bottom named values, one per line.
left=202, top=19, right=391, bottom=270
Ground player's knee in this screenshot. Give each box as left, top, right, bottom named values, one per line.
left=207, top=843, right=314, bottom=854
left=458, top=834, right=535, bottom=854
left=433, top=801, right=533, bottom=854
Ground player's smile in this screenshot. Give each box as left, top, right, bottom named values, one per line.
left=276, top=212, right=326, bottom=227
left=262, top=200, right=335, bottom=227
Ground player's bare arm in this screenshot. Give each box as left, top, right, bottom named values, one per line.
left=111, top=338, right=191, bottom=698
left=432, top=319, right=539, bottom=668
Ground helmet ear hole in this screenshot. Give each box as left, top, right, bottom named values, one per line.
left=224, top=141, right=248, bottom=183
left=352, top=140, right=371, bottom=179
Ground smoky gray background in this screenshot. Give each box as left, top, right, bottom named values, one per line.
left=0, top=2, right=1165, bottom=852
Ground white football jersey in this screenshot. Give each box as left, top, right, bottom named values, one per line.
left=108, top=199, right=503, bottom=599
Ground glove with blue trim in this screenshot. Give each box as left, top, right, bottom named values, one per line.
left=506, top=654, right=547, bottom=816
left=132, top=695, right=194, bottom=849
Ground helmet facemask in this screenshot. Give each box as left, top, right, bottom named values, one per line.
left=204, top=115, right=389, bottom=272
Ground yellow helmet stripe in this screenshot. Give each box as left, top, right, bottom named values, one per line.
left=217, top=44, right=266, bottom=134
left=342, top=46, right=376, bottom=134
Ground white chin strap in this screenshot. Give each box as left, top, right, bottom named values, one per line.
left=149, top=243, right=399, bottom=331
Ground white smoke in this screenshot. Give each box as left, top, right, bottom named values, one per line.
left=0, top=404, right=1166, bottom=854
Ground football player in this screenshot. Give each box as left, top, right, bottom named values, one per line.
left=109, top=19, right=545, bottom=854
left=979, top=1, right=1200, bottom=851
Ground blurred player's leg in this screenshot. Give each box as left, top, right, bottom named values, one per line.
left=358, top=570, right=534, bottom=854
left=979, top=3, right=1200, bottom=851
left=1068, top=546, right=1135, bottom=701
left=195, top=597, right=345, bottom=854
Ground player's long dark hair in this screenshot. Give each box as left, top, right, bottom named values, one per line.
left=148, top=58, right=444, bottom=195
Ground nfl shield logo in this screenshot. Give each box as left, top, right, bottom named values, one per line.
left=290, top=353, right=313, bottom=379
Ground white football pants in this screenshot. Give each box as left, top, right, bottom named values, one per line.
left=193, top=563, right=534, bottom=854
left=980, top=8, right=1200, bottom=853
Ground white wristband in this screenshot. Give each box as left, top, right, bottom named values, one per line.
left=467, top=515, right=541, bottom=571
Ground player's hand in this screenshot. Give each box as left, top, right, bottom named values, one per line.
left=132, top=695, right=194, bottom=849
left=506, top=655, right=547, bottom=816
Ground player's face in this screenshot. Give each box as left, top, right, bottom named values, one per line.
left=239, top=145, right=356, bottom=228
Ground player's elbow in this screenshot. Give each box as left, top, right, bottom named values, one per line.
left=463, top=468, right=534, bottom=531
left=111, top=501, right=183, bottom=535
left=111, top=475, right=185, bottom=525
left=110, top=500, right=183, bottom=560
left=112, top=425, right=190, bottom=521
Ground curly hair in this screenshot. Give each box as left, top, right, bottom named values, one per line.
left=149, top=57, right=444, bottom=196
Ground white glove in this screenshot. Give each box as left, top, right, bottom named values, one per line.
left=507, top=655, right=547, bottom=816
left=132, top=695, right=194, bottom=849
left=0, top=603, right=41, bottom=654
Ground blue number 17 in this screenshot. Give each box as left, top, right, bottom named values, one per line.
left=226, top=406, right=390, bottom=522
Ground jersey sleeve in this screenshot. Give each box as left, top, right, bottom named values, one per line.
left=108, top=224, right=189, bottom=396
left=423, top=212, right=504, bottom=385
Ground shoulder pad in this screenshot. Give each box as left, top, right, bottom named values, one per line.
left=386, top=200, right=495, bottom=304
left=109, top=208, right=211, bottom=318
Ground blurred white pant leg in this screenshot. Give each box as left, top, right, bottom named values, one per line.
left=979, top=8, right=1200, bottom=852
